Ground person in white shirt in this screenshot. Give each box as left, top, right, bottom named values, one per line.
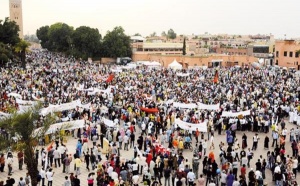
left=110, top=170, right=118, bottom=181
left=220, top=170, right=227, bottom=186
left=46, top=168, right=54, bottom=186
left=292, top=157, right=298, bottom=178
left=141, top=122, right=146, bottom=135
left=187, top=169, right=196, bottom=185
left=132, top=174, right=139, bottom=186
left=7, top=155, right=13, bottom=176
left=123, top=135, right=129, bottom=151
left=40, top=168, right=46, bottom=186
left=18, top=177, right=26, bottom=186
left=107, top=165, right=113, bottom=177
left=53, top=148, right=61, bottom=168
left=232, top=178, right=240, bottom=186
left=202, top=139, right=207, bottom=156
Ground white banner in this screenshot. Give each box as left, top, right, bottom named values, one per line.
left=35, top=119, right=85, bottom=135
left=173, top=102, right=198, bottom=109
left=0, top=111, right=11, bottom=117
left=289, top=111, right=300, bottom=126
left=80, top=103, right=91, bottom=109
left=102, top=118, right=116, bottom=127
left=16, top=98, right=37, bottom=105
left=176, top=73, right=190, bottom=77
left=8, top=93, right=22, bottom=99
left=32, top=94, right=44, bottom=102
left=175, top=119, right=207, bottom=132
left=198, top=103, right=220, bottom=110
left=111, top=69, right=122, bottom=73
left=221, top=110, right=251, bottom=117
left=51, top=100, right=81, bottom=112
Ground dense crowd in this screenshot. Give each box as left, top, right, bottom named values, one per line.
left=0, top=50, right=299, bottom=186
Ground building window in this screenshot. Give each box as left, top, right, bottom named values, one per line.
left=276, top=51, right=279, bottom=57
left=284, top=51, right=287, bottom=56
left=290, top=51, right=293, bottom=57
left=276, top=60, right=278, bottom=65
left=296, top=52, right=299, bottom=58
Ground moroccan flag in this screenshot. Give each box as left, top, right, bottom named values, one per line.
left=106, top=74, right=114, bottom=83
left=213, top=70, right=219, bottom=84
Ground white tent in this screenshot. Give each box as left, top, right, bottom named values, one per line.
left=150, top=61, right=161, bottom=66
left=168, top=59, right=182, bottom=70
left=144, top=61, right=161, bottom=66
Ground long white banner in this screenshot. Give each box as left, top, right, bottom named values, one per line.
left=34, top=119, right=85, bottom=135
left=176, top=73, right=190, bottom=77
left=221, top=110, right=251, bottom=117
left=175, top=119, right=207, bottom=132
left=198, top=103, right=220, bottom=110
left=173, top=102, right=198, bottom=109
left=102, top=118, right=116, bottom=127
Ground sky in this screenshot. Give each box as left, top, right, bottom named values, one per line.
left=0, top=0, right=299, bottom=38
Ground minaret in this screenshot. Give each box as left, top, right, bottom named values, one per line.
left=9, top=0, right=23, bottom=39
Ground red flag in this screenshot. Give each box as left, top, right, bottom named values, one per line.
left=213, top=70, right=219, bottom=84
left=106, top=74, right=114, bottom=83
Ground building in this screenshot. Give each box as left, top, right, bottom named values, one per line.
left=275, top=40, right=300, bottom=69
left=9, top=0, right=23, bottom=38
left=132, top=53, right=257, bottom=68
left=131, top=36, right=185, bottom=55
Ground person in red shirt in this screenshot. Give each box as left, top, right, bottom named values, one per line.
left=240, top=164, right=246, bottom=180
left=146, top=153, right=152, bottom=166
left=195, top=128, right=200, bottom=143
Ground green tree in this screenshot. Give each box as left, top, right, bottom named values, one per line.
left=36, top=26, right=50, bottom=49
left=161, top=31, right=167, bottom=37
left=150, top=32, right=156, bottom=37
left=15, top=39, right=31, bottom=69
left=0, top=17, right=20, bottom=46
left=0, top=42, right=13, bottom=66
left=102, top=26, right=132, bottom=58
left=72, top=26, right=101, bottom=59
left=48, top=23, right=73, bottom=52
left=167, top=29, right=176, bottom=39
left=134, top=33, right=141, bottom=36
left=0, top=104, right=56, bottom=186
left=183, top=37, right=186, bottom=55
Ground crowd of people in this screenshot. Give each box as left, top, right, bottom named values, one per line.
left=0, top=50, right=300, bottom=186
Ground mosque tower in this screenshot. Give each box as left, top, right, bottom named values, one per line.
left=9, top=0, right=23, bottom=39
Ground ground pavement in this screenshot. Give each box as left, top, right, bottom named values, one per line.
left=0, top=121, right=298, bottom=186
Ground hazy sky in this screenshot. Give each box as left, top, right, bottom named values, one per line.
left=1, top=0, right=299, bottom=38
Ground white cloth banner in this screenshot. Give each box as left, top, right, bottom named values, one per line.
left=111, top=69, right=122, bottom=73
left=102, top=118, right=116, bottom=127
left=289, top=112, right=300, bottom=126
left=16, top=98, right=37, bottom=105
left=40, top=100, right=83, bottom=116
left=80, top=103, right=91, bottom=109
left=221, top=110, right=251, bottom=117
left=32, top=94, right=44, bottom=102
left=173, top=102, right=198, bottom=109
left=198, top=103, right=220, bottom=110
left=7, top=93, right=22, bottom=99
left=0, top=111, right=11, bottom=117
left=176, top=73, right=190, bottom=77
left=38, top=120, right=85, bottom=135
left=175, top=119, right=207, bottom=132
left=51, top=100, right=81, bottom=112
left=87, top=88, right=111, bottom=96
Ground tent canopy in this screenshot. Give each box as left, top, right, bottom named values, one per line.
left=168, top=59, right=182, bottom=69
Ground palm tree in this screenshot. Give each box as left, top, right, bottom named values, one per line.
left=0, top=103, right=56, bottom=186
left=15, top=39, right=31, bottom=69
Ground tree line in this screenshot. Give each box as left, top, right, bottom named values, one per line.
left=36, top=23, right=132, bottom=60
left=0, top=17, right=30, bottom=68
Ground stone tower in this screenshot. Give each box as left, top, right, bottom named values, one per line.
left=9, top=0, right=23, bottom=38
